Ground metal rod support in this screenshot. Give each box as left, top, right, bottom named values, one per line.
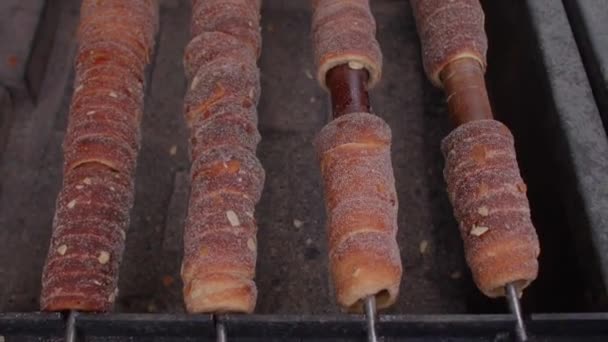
left=364, top=296, right=379, bottom=342
left=505, top=283, right=528, bottom=342
left=216, top=317, right=227, bottom=342
left=64, top=310, right=77, bottom=342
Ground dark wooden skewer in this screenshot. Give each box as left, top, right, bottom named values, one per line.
left=326, top=63, right=371, bottom=118
left=440, top=57, right=493, bottom=125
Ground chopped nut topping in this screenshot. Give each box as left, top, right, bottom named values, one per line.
left=83, top=178, right=92, bottom=185
left=477, top=206, right=489, bottom=216
left=86, top=110, right=95, bottom=116
left=108, top=288, right=118, bottom=302
left=247, top=238, right=256, bottom=252
left=57, top=245, right=68, bottom=255
left=75, top=185, right=84, bottom=190
left=98, top=251, right=110, bottom=264
left=67, top=200, right=77, bottom=209
left=190, top=75, right=200, bottom=90
left=108, top=91, right=118, bottom=98
left=226, top=210, right=240, bottom=227
left=470, top=225, right=489, bottom=237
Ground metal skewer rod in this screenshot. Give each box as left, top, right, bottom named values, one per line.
left=215, top=316, right=227, bottom=342
left=364, top=296, right=379, bottom=342
left=505, top=282, right=528, bottom=342
left=64, top=310, right=77, bottom=342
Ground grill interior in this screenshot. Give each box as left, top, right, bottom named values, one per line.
left=0, top=0, right=606, bottom=334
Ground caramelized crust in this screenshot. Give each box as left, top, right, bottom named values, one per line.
left=441, top=120, right=540, bottom=297
left=315, top=112, right=402, bottom=311
left=40, top=0, right=158, bottom=312
left=181, top=0, right=265, bottom=314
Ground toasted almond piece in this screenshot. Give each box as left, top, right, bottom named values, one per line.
left=67, top=200, right=77, bottom=209
left=108, top=288, right=118, bottom=302
left=98, top=251, right=110, bottom=264
left=190, top=75, right=200, bottom=90
left=57, top=245, right=68, bottom=255
left=247, top=238, right=256, bottom=252
left=470, top=225, right=489, bottom=237
left=226, top=210, right=240, bottom=227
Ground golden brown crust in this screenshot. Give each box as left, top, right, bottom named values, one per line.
left=312, top=0, right=382, bottom=90
left=315, top=113, right=402, bottom=311
left=40, top=0, right=158, bottom=312
left=181, top=0, right=264, bottom=314
left=410, top=0, right=487, bottom=87
left=191, top=0, right=262, bottom=57
left=183, top=273, right=257, bottom=314
left=330, top=232, right=401, bottom=311
left=441, top=120, right=540, bottom=297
